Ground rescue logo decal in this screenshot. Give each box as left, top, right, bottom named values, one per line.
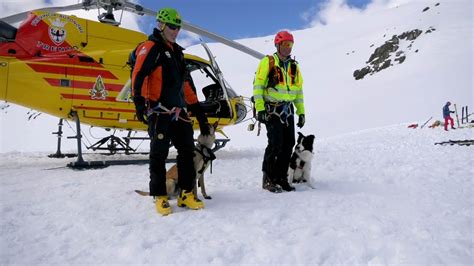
left=30, top=12, right=84, bottom=53
left=48, top=18, right=67, bottom=46
left=90, top=75, right=109, bottom=100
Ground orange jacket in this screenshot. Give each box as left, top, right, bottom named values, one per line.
left=132, top=29, right=198, bottom=108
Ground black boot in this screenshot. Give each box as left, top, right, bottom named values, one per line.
left=262, top=172, right=282, bottom=193
left=278, top=178, right=295, bottom=192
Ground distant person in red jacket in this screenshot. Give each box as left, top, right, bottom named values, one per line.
left=442, top=101, right=455, bottom=131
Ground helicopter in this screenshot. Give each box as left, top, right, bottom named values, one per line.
left=0, top=0, right=265, bottom=167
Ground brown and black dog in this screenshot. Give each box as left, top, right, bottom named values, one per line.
left=136, top=122, right=218, bottom=199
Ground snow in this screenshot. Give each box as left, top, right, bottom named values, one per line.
left=1, top=0, right=473, bottom=264
left=1, top=125, right=472, bottom=264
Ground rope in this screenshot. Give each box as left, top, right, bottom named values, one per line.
left=148, top=103, right=193, bottom=123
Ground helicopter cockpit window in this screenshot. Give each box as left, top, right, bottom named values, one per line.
left=186, top=60, right=230, bottom=118
left=0, top=21, right=17, bottom=41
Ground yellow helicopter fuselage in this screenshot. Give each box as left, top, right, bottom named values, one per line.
left=0, top=11, right=245, bottom=132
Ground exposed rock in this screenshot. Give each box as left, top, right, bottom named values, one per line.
left=398, top=29, right=422, bottom=41
left=367, top=36, right=399, bottom=64
left=353, top=28, right=424, bottom=80
left=395, top=55, right=406, bottom=64
left=353, top=66, right=371, bottom=80
left=423, top=7, right=430, bottom=12
left=426, top=26, right=436, bottom=34
left=435, top=3, right=440, bottom=6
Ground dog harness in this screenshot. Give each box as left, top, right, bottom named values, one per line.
left=195, top=143, right=216, bottom=174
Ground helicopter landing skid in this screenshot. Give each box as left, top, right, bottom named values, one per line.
left=63, top=112, right=230, bottom=169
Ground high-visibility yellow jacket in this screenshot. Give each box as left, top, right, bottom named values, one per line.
left=253, top=53, right=305, bottom=115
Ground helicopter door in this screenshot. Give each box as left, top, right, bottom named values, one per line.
left=0, top=59, right=7, bottom=100
left=201, top=42, right=233, bottom=118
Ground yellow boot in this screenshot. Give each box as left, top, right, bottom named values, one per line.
left=154, top=196, right=172, bottom=216
left=178, top=190, right=205, bottom=210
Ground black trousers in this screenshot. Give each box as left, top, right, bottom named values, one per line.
left=262, top=114, right=295, bottom=182
left=147, top=112, right=196, bottom=196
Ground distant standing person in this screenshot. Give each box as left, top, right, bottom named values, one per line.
left=253, top=30, right=305, bottom=193
left=443, top=101, right=455, bottom=131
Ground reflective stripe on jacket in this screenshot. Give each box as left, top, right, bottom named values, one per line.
left=253, top=53, right=304, bottom=115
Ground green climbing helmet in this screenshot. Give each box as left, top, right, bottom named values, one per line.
left=156, top=8, right=182, bottom=27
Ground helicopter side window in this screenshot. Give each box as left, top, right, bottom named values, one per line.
left=0, top=21, right=17, bottom=41
left=188, top=62, right=230, bottom=118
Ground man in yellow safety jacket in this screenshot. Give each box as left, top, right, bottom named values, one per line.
left=253, top=30, right=305, bottom=193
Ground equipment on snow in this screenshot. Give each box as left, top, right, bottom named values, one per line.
left=434, top=139, right=473, bottom=146
left=420, top=116, right=433, bottom=128
left=454, top=104, right=460, bottom=128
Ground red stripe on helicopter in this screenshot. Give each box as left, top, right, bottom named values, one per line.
left=73, top=106, right=135, bottom=113
left=27, top=63, right=118, bottom=79
left=61, top=93, right=117, bottom=102
left=45, top=78, right=124, bottom=92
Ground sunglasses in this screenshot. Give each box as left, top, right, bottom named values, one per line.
left=166, top=23, right=181, bottom=31
left=280, top=41, right=294, bottom=48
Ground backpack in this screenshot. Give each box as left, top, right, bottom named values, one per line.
left=127, top=42, right=144, bottom=78
left=266, top=55, right=297, bottom=88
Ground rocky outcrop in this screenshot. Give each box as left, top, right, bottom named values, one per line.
left=353, top=28, right=430, bottom=80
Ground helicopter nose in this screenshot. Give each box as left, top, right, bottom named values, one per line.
left=0, top=60, right=8, bottom=101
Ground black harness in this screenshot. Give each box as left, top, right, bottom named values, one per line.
left=195, top=144, right=217, bottom=174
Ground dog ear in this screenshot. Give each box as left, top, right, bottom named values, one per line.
left=297, top=132, right=304, bottom=144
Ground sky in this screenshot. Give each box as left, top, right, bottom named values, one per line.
left=136, top=0, right=372, bottom=39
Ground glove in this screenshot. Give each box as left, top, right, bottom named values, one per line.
left=133, top=96, right=148, bottom=124
left=257, top=111, right=267, bottom=123
left=189, top=103, right=210, bottom=136
left=297, top=114, right=305, bottom=128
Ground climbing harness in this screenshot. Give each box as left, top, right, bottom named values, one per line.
left=265, top=102, right=294, bottom=125
left=147, top=102, right=193, bottom=123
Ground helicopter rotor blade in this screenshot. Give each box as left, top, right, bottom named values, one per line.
left=182, top=22, right=265, bottom=60
left=1, top=3, right=87, bottom=24
left=138, top=6, right=264, bottom=60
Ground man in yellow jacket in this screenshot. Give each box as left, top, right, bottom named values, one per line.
left=253, top=30, right=305, bottom=193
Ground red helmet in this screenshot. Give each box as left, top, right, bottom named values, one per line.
left=274, top=31, right=294, bottom=45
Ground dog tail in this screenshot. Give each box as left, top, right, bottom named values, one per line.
left=134, top=190, right=150, bottom=196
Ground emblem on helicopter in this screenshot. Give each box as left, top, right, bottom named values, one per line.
left=90, top=75, right=109, bottom=100
left=48, top=18, right=67, bottom=46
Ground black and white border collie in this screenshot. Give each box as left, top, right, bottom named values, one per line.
left=288, top=132, right=315, bottom=188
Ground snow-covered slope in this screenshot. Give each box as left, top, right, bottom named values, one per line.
left=187, top=0, right=472, bottom=149
left=1, top=125, right=472, bottom=264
